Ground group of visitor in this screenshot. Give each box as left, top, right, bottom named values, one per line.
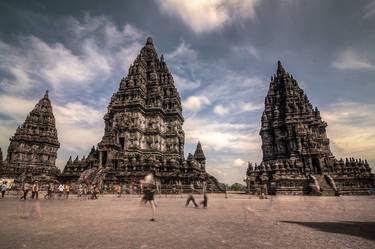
left=20, top=181, right=42, bottom=200
left=138, top=174, right=209, bottom=222
left=102, top=183, right=132, bottom=195
left=1, top=175, right=212, bottom=223
left=17, top=181, right=73, bottom=200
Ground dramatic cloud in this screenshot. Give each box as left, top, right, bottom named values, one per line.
left=206, top=167, right=227, bottom=180
left=182, top=95, right=210, bottom=112
left=240, top=102, right=263, bottom=112
left=54, top=102, right=104, bottom=153
left=184, top=117, right=260, bottom=152
left=202, top=74, right=265, bottom=102
left=53, top=102, right=104, bottom=168
left=332, top=50, right=375, bottom=70
left=0, top=15, right=144, bottom=170
left=0, top=95, right=37, bottom=122
left=363, top=0, right=375, bottom=18
left=155, top=0, right=261, bottom=33
left=172, top=74, right=201, bottom=91
left=214, top=104, right=229, bottom=115
left=232, top=45, right=259, bottom=59
left=0, top=15, right=143, bottom=96
left=166, top=42, right=201, bottom=91
left=233, top=158, right=246, bottom=167
left=321, top=101, right=375, bottom=164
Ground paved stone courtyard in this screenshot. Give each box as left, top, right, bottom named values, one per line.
left=0, top=194, right=374, bottom=249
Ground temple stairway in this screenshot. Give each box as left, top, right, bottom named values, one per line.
left=314, top=174, right=336, bottom=196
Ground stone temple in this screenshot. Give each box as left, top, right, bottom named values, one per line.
left=0, top=91, right=60, bottom=183
left=61, top=38, right=223, bottom=191
left=246, top=61, right=374, bottom=195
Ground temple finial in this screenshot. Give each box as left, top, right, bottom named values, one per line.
left=146, top=37, right=153, bottom=45
left=44, top=89, right=49, bottom=99
left=277, top=60, right=286, bottom=75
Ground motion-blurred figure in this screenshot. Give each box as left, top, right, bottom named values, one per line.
left=65, top=184, right=70, bottom=199
left=141, top=173, right=156, bottom=221
left=1, top=181, right=7, bottom=199
left=31, top=181, right=39, bottom=199
left=117, top=184, right=122, bottom=197
left=21, top=182, right=29, bottom=200
left=200, top=193, right=208, bottom=208
left=185, top=184, right=198, bottom=208
left=58, top=184, right=64, bottom=199
left=48, top=182, right=54, bottom=200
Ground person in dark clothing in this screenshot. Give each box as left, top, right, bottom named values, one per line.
left=200, top=193, right=208, bottom=208
left=31, top=181, right=39, bottom=199
left=141, top=174, right=157, bottom=221
left=21, top=182, right=29, bottom=200
left=1, top=181, right=7, bottom=198
left=185, top=184, right=198, bottom=208
left=91, top=184, right=98, bottom=199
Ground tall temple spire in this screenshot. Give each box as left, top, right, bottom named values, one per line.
left=261, top=61, right=332, bottom=162
left=194, top=141, right=206, bottom=161
left=44, top=89, right=49, bottom=99
left=1, top=91, right=60, bottom=181
left=277, top=60, right=286, bottom=75
left=246, top=60, right=374, bottom=195
left=61, top=37, right=223, bottom=192
left=146, top=37, right=153, bottom=45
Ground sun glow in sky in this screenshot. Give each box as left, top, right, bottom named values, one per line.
left=0, top=0, right=375, bottom=184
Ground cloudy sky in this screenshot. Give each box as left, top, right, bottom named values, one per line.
left=0, top=0, right=374, bottom=184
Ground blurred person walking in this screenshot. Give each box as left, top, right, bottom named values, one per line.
left=31, top=181, right=39, bottom=199
left=91, top=184, right=98, bottom=199
left=78, top=183, right=83, bottom=199
left=21, top=182, right=29, bottom=200
left=1, top=181, right=7, bottom=199
left=185, top=184, right=198, bottom=208
left=141, top=173, right=157, bottom=221
left=65, top=184, right=70, bottom=199
left=47, top=182, right=54, bottom=200
left=58, top=184, right=64, bottom=199
left=117, top=184, right=121, bottom=197
left=83, top=184, right=88, bottom=200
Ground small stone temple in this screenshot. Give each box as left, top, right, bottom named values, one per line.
left=61, top=38, right=223, bottom=192
left=245, top=61, right=374, bottom=195
left=0, top=91, right=60, bottom=183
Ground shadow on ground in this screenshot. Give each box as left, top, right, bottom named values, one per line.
left=281, top=221, right=375, bottom=241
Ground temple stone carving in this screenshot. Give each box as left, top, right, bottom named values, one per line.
left=61, top=38, right=224, bottom=192
left=246, top=61, right=374, bottom=195
left=0, top=91, right=60, bottom=182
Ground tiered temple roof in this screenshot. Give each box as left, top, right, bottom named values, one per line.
left=194, top=141, right=206, bottom=163
left=0, top=90, right=60, bottom=182
left=61, top=38, right=223, bottom=192
left=246, top=61, right=374, bottom=195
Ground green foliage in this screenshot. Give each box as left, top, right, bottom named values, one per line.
left=230, top=183, right=246, bottom=191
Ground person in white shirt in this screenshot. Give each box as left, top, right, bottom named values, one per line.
left=58, top=184, right=64, bottom=199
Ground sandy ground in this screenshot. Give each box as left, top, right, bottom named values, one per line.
left=0, top=194, right=374, bottom=249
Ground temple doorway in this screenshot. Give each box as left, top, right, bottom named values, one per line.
left=119, top=137, right=125, bottom=150
left=312, top=158, right=321, bottom=174
left=102, top=151, right=107, bottom=166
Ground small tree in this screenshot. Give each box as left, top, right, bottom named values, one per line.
left=230, top=183, right=246, bottom=191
